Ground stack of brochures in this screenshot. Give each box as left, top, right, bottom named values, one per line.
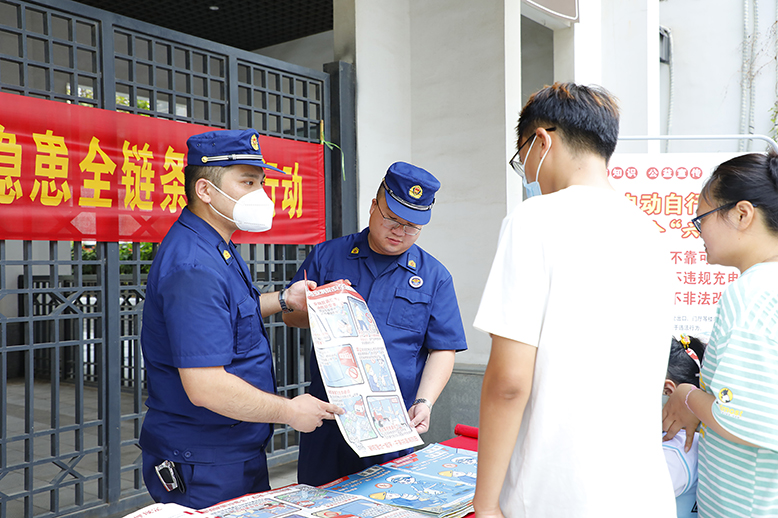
left=123, top=485, right=429, bottom=518
left=322, top=443, right=477, bottom=518
left=205, top=485, right=430, bottom=518
left=123, top=443, right=478, bottom=518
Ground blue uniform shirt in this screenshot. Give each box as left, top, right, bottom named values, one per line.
left=290, top=228, right=467, bottom=485
left=139, top=207, right=275, bottom=464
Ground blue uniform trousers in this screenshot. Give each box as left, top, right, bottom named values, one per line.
left=142, top=450, right=269, bottom=509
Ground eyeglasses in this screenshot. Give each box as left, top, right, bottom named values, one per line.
left=375, top=202, right=422, bottom=236
left=509, top=127, right=556, bottom=178
left=691, top=202, right=737, bottom=233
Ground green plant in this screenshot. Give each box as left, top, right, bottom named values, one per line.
left=120, top=242, right=153, bottom=275
left=74, top=242, right=154, bottom=275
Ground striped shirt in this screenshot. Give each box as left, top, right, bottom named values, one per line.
left=697, top=262, right=778, bottom=518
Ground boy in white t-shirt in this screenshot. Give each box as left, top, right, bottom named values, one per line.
left=473, top=82, right=676, bottom=518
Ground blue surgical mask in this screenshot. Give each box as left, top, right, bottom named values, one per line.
left=520, top=137, right=550, bottom=199
left=522, top=175, right=542, bottom=198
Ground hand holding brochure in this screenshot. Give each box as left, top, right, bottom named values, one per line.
left=305, top=279, right=423, bottom=456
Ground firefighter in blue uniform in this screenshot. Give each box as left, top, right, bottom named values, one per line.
left=284, top=162, right=468, bottom=486
left=139, top=128, right=342, bottom=509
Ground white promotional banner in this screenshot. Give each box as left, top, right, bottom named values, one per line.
left=608, top=153, right=743, bottom=340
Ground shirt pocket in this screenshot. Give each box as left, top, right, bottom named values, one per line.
left=387, top=287, right=432, bottom=332
left=323, top=270, right=359, bottom=289
left=235, top=295, right=261, bottom=354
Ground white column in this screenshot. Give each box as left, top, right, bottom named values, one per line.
left=334, top=0, right=522, bottom=363
left=334, top=0, right=413, bottom=224
left=601, top=0, right=658, bottom=152
left=407, top=0, right=521, bottom=364
left=572, top=0, right=603, bottom=85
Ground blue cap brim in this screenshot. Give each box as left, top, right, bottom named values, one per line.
left=384, top=195, right=432, bottom=226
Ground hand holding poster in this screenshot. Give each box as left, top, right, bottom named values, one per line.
left=304, top=280, right=423, bottom=457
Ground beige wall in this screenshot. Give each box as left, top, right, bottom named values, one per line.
left=330, top=0, right=523, bottom=365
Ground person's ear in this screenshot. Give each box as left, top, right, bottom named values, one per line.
left=733, top=200, right=757, bottom=230
left=536, top=127, right=554, bottom=150
left=369, top=198, right=377, bottom=215
left=663, top=379, right=677, bottom=395
left=195, top=178, right=212, bottom=204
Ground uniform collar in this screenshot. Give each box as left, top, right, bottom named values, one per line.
left=179, top=207, right=237, bottom=265
left=349, top=227, right=419, bottom=272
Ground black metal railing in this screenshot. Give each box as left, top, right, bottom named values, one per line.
left=0, top=0, right=335, bottom=516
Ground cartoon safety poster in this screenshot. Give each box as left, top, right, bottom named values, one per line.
left=608, top=152, right=743, bottom=340
left=305, top=280, right=423, bottom=457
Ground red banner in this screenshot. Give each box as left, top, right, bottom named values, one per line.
left=0, top=92, right=326, bottom=244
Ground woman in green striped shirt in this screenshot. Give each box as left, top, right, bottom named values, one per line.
left=662, top=151, right=778, bottom=518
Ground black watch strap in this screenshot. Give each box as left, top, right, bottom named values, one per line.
left=278, top=288, right=293, bottom=313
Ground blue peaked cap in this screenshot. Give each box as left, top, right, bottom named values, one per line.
left=186, top=129, right=285, bottom=173
left=382, top=162, right=440, bottom=226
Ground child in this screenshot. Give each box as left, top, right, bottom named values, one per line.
left=663, top=335, right=706, bottom=518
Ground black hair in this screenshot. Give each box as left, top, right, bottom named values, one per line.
left=184, top=165, right=223, bottom=208
left=516, top=82, right=620, bottom=162
left=700, top=151, right=778, bottom=234
left=666, top=336, right=707, bottom=387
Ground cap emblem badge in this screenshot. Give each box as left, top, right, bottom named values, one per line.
left=409, top=185, right=423, bottom=199
left=250, top=133, right=259, bottom=151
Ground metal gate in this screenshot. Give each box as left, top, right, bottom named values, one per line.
left=0, top=1, right=355, bottom=517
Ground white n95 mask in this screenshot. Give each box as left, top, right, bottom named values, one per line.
left=206, top=180, right=274, bottom=232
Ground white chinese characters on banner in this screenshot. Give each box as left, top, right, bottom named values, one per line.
left=305, top=280, right=423, bottom=457
left=608, top=153, right=742, bottom=340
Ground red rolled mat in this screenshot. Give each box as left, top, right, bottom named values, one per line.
left=454, top=424, right=479, bottom=438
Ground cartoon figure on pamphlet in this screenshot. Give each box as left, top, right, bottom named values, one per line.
left=337, top=395, right=378, bottom=445
left=349, top=296, right=378, bottom=336
left=362, top=357, right=395, bottom=392
left=438, top=470, right=477, bottom=484
left=326, top=302, right=357, bottom=338
left=368, top=474, right=452, bottom=511
left=368, top=396, right=415, bottom=438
